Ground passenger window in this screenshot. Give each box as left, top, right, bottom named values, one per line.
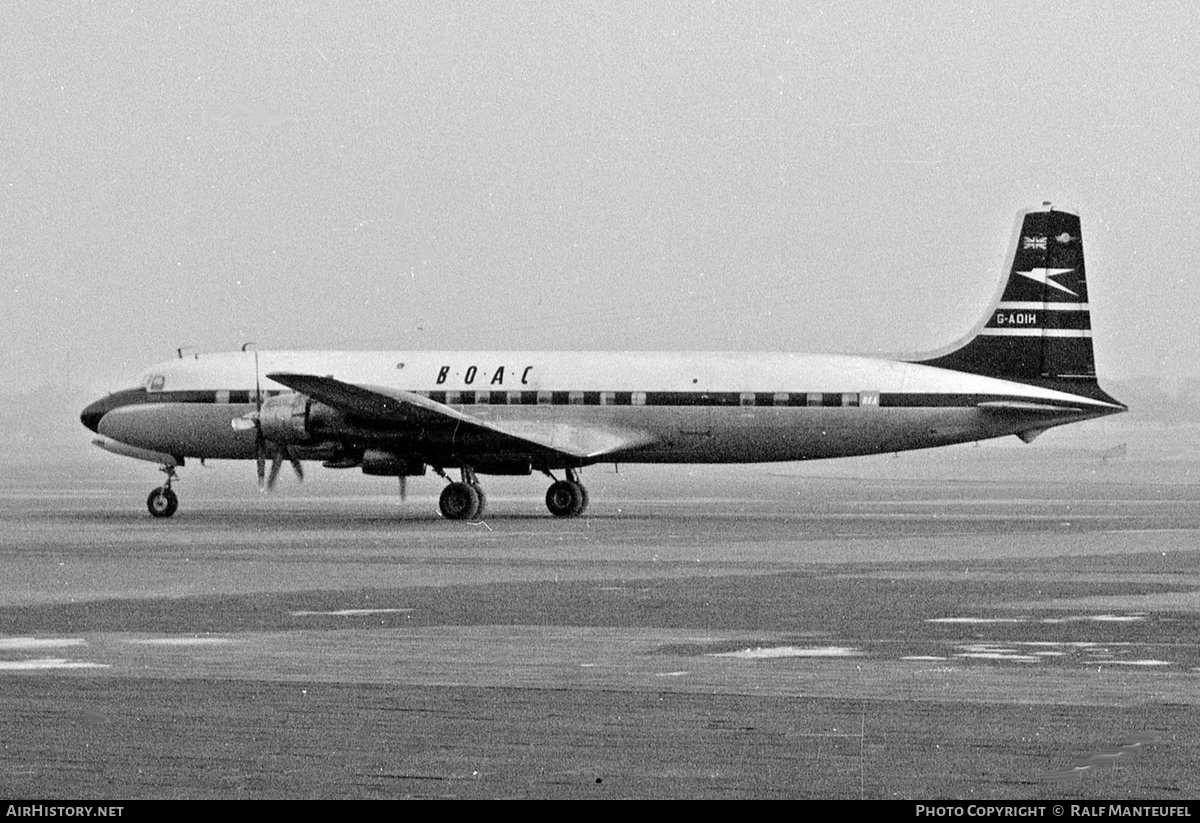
left=148, top=375, right=165, bottom=391
left=568, top=391, right=584, bottom=405
left=599, top=391, right=615, bottom=406
left=631, top=391, right=646, bottom=406
left=773, top=392, right=789, bottom=406
left=740, top=392, right=755, bottom=407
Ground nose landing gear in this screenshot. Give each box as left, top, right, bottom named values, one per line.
left=147, top=465, right=180, bottom=518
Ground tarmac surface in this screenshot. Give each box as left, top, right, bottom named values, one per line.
left=2, top=459, right=1199, bottom=799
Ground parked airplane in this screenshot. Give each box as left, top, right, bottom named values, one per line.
left=82, top=203, right=1124, bottom=520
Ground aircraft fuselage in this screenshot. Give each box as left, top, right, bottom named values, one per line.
left=85, top=349, right=1121, bottom=467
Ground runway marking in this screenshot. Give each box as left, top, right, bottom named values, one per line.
left=126, top=637, right=233, bottom=645
left=710, top=646, right=863, bottom=659
left=290, top=608, right=415, bottom=616
left=1086, top=659, right=1173, bottom=667
left=656, top=671, right=690, bottom=677
left=868, top=499, right=1185, bottom=506
left=929, top=615, right=1146, bottom=624
left=0, top=658, right=109, bottom=670
left=901, top=655, right=948, bottom=661
left=1076, top=614, right=1147, bottom=622
left=0, top=637, right=86, bottom=649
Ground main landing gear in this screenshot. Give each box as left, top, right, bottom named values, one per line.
left=436, top=466, right=590, bottom=519
left=147, top=466, right=179, bottom=518
left=545, top=468, right=588, bottom=518
left=438, top=467, right=488, bottom=521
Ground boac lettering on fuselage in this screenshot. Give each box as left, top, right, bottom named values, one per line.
left=435, top=365, right=535, bottom=386
left=994, top=311, right=1038, bottom=326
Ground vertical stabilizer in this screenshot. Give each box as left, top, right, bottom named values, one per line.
left=914, top=205, right=1107, bottom=394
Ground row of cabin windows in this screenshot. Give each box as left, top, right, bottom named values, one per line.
left=140, top=383, right=881, bottom=408
left=426, top=390, right=880, bottom=407
left=431, top=390, right=647, bottom=406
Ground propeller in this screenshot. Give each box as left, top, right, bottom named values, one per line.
left=231, top=351, right=304, bottom=492
left=265, top=445, right=304, bottom=491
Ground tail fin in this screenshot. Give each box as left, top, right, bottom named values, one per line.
left=914, top=204, right=1117, bottom=401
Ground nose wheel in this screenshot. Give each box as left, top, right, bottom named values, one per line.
left=147, top=487, right=178, bottom=518
left=146, top=465, right=180, bottom=518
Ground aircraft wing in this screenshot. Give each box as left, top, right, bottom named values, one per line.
left=266, top=372, right=654, bottom=463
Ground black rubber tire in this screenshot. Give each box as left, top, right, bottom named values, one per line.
left=470, top=484, right=488, bottom=519
left=147, top=487, right=178, bottom=518
left=546, top=480, right=584, bottom=518
left=439, top=482, right=481, bottom=520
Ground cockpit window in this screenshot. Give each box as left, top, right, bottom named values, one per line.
left=148, top=375, right=166, bottom=391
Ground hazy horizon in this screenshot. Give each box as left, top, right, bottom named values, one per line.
left=5, top=3, right=1198, bottom=404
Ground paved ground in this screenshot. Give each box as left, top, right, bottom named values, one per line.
left=2, top=462, right=1198, bottom=798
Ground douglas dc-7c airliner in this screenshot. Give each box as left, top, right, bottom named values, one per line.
left=81, top=204, right=1125, bottom=520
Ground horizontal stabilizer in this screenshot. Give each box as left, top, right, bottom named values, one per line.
left=976, top=401, right=1085, bottom=414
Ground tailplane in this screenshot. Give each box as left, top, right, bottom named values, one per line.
left=913, top=204, right=1120, bottom=404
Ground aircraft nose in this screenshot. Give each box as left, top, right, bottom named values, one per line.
left=81, top=388, right=146, bottom=433
left=80, top=399, right=107, bottom=433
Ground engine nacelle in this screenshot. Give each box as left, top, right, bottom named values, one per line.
left=360, top=449, right=425, bottom=477
left=258, top=393, right=341, bottom=444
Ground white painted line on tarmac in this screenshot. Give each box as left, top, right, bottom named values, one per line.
left=929, top=615, right=1146, bottom=624
left=290, top=608, right=414, bottom=616
left=125, top=637, right=233, bottom=645
left=711, top=646, right=863, bottom=659
left=0, top=637, right=86, bottom=649
left=0, top=658, right=109, bottom=670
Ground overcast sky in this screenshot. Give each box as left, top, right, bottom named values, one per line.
left=4, top=1, right=1198, bottom=401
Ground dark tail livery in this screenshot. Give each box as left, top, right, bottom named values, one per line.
left=914, top=203, right=1122, bottom=405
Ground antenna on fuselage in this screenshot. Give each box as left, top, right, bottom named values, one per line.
left=176, top=346, right=198, bottom=360
left=241, top=342, right=256, bottom=352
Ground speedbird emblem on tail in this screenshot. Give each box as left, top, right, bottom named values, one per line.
left=82, top=203, right=1125, bottom=520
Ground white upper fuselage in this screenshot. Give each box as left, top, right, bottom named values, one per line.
left=133, top=349, right=1109, bottom=402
